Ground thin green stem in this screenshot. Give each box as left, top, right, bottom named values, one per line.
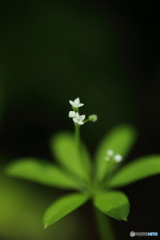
left=75, top=124, right=80, bottom=158
left=83, top=119, right=90, bottom=124
left=93, top=205, right=116, bottom=240
left=74, top=124, right=92, bottom=185
left=75, top=124, right=88, bottom=179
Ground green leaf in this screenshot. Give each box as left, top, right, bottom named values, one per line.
left=93, top=191, right=130, bottom=221
left=6, top=158, right=83, bottom=190
left=108, top=155, right=160, bottom=188
left=50, top=132, right=91, bottom=182
left=95, top=125, right=137, bottom=182
left=43, top=193, right=89, bottom=228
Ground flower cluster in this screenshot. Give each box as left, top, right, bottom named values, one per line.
left=68, top=97, right=98, bottom=125
left=69, top=112, right=85, bottom=125
left=104, top=149, right=123, bottom=163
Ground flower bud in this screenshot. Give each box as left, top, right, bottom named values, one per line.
left=89, top=114, right=98, bottom=122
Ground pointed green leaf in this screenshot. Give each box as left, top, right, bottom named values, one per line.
left=95, top=125, right=137, bottom=182
left=43, top=193, right=89, bottom=228
left=50, top=132, right=91, bottom=181
left=6, top=158, right=82, bottom=190
left=108, top=155, right=160, bottom=188
left=93, top=191, right=130, bottom=221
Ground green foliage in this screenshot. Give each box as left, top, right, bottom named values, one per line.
left=43, top=193, right=89, bottom=228
left=94, top=125, right=137, bottom=182
left=5, top=124, right=160, bottom=229
left=50, top=132, right=91, bottom=182
left=108, top=155, right=160, bottom=188
left=93, top=191, right=130, bottom=221
left=6, top=158, right=83, bottom=190
left=0, top=170, right=80, bottom=240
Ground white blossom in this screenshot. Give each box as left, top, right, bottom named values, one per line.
left=68, top=111, right=76, bottom=118
left=114, top=154, right=123, bottom=163
left=107, top=149, right=114, bottom=156
left=89, top=114, right=98, bottom=122
left=69, top=97, right=84, bottom=108
left=104, top=150, right=123, bottom=163
left=73, top=112, right=85, bottom=125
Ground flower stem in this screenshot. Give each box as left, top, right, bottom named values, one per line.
left=74, top=124, right=90, bottom=183
left=75, top=124, right=84, bottom=171
left=93, top=206, right=116, bottom=240
left=75, top=123, right=80, bottom=156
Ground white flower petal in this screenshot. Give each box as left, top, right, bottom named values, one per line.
left=107, top=150, right=114, bottom=156
left=79, top=103, right=84, bottom=107
left=74, top=98, right=80, bottom=104
left=69, top=100, right=74, bottom=105
left=80, top=115, right=86, bottom=121
left=72, top=112, right=85, bottom=125
left=73, top=118, right=78, bottom=123
left=68, top=111, right=76, bottom=118
left=69, top=98, right=84, bottom=108
left=114, top=154, right=123, bottom=162
left=78, top=121, right=84, bottom=125
left=75, top=112, right=79, bottom=118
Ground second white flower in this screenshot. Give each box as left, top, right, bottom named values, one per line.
left=73, top=112, right=86, bottom=125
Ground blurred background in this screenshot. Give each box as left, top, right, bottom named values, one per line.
left=0, top=0, right=160, bottom=239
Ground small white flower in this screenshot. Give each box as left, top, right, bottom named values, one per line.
left=89, top=114, right=98, bottom=122
left=68, top=111, right=76, bottom=118
left=69, top=97, right=84, bottom=108
left=107, top=149, right=114, bottom=156
left=114, top=154, right=123, bottom=163
left=73, top=112, right=85, bottom=125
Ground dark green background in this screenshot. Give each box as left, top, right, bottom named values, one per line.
left=0, top=0, right=160, bottom=239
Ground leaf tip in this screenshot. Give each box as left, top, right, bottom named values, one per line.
left=44, top=224, right=48, bottom=229
left=123, top=217, right=128, bottom=222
